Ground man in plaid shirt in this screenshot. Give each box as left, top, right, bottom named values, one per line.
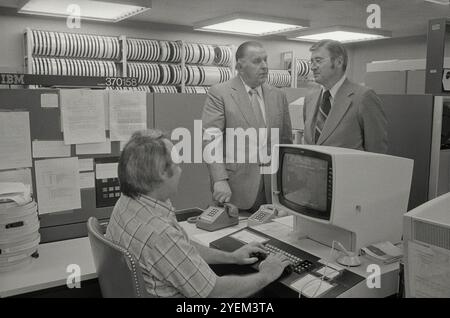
left=106, top=129, right=290, bottom=297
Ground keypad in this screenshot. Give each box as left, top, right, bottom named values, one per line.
left=100, top=178, right=121, bottom=199
left=95, top=157, right=120, bottom=208
left=207, top=208, right=220, bottom=216
left=265, top=243, right=315, bottom=274
left=96, top=177, right=121, bottom=207
left=254, top=211, right=267, bottom=221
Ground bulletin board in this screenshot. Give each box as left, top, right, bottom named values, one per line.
left=0, top=88, right=154, bottom=243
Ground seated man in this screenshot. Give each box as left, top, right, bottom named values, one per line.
left=106, top=129, right=290, bottom=298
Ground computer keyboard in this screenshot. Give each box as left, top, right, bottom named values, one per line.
left=265, top=243, right=315, bottom=275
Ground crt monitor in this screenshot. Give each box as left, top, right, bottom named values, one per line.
left=403, top=192, right=450, bottom=298
left=271, top=144, right=414, bottom=253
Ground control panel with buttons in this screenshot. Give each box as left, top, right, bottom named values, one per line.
left=94, top=157, right=120, bottom=208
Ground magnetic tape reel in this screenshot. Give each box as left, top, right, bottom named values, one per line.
left=0, top=200, right=40, bottom=272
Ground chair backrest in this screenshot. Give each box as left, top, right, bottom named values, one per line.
left=87, top=217, right=149, bottom=298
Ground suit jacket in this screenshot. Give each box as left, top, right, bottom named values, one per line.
left=201, top=76, right=292, bottom=210
left=303, top=79, right=387, bottom=153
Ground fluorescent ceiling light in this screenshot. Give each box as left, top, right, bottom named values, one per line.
left=287, top=26, right=391, bottom=43
left=18, top=0, right=151, bottom=23
left=194, top=13, right=309, bottom=36
left=424, top=0, right=449, bottom=5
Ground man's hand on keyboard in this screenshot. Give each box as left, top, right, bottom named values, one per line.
left=258, top=253, right=291, bottom=282
left=231, top=242, right=267, bottom=265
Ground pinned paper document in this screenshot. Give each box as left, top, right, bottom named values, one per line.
left=32, top=140, right=71, bottom=158
left=34, top=157, right=81, bottom=214
left=40, top=93, right=58, bottom=108
left=95, top=162, right=118, bottom=179
left=78, top=158, right=94, bottom=172
left=76, top=139, right=111, bottom=155
left=60, top=89, right=106, bottom=145
left=79, top=172, right=95, bottom=189
left=109, top=91, right=147, bottom=141
left=0, top=112, right=32, bottom=170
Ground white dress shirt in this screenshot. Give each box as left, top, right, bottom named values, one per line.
left=325, top=75, right=346, bottom=108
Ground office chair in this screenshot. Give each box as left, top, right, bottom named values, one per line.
left=87, top=217, right=150, bottom=298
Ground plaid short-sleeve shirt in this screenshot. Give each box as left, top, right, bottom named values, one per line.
left=105, top=194, right=217, bottom=298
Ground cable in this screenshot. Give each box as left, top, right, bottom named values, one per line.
left=299, top=240, right=343, bottom=298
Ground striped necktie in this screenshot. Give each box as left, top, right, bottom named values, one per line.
left=315, top=90, right=331, bottom=143
left=249, top=88, right=266, bottom=128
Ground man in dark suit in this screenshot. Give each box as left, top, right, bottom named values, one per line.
left=303, top=39, right=387, bottom=153
left=201, top=41, right=292, bottom=212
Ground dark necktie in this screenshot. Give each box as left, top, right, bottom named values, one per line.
left=315, top=90, right=331, bottom=143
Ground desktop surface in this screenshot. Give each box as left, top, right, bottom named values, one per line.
left=210, top=227, right=365, bottom=298
left=182, top=216, right=400, bottom=298
left=0, top=216, right=400, bottom=298
left=0, top=237, right=96, bottom=297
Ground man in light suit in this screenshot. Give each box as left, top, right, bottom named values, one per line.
left=201, top=41, right=292, bottom=212
left=303, top=40, right=387, bottom=153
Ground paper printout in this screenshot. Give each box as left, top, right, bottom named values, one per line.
left=95, top=162, right=118, bottom=179
left=59, top=90, right=109, bottom=132
left=407, top=241, right=450, bottom=297
left=32, top=140, right=71, bottom=158
left=0, top=112, right=32, bottom=170
left=40, top=93, right=58, bottom=108
left=78, top=158, right=94, bottom=172
left=192, top=223, right=247, bottom=246
left=0, top=182, right=31, bottom=204
left=75, top=139, right=111, bottom=155
left=34, top=157, right=81, bottom=214
left=315, top=266, right=341, bottom=280
left=60, top=89, right=106, bottom=145
left=230, top=230, right=269, bottom=244
left=109, top=91, right=147, bottom=141
left=290, top=274, right=334, bottom=297
left=103, top=90, right=110, bottom=130
left=79, top=172, right=95, bottom=189
left=0, top=168, right=32, bottom=189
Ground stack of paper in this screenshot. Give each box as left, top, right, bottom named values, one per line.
left=0, top=182, right=32, bottom=205
left=361, top=241, right=403, bottom=264
left=0, top=197, right=40, bottom=272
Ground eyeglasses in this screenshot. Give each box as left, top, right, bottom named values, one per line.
left=309, top=57, right=331, bottom=66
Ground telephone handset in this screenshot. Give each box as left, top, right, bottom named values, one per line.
left=247, top=204, right=277, bottom=227
left=196, top=202, right=239, bottom=231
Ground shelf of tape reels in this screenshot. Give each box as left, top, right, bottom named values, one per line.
left=0, top=200, right=40, bottom=272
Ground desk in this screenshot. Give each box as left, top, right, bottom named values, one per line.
left=0, top=217, right=400, bottom=298
left=183, top=217, right=400, bottom=298
left=0, top=237, right=97, bottom=297
left=252, top=220, right=399, bottom=298
left=0, top=219, right=241, bottom=298
left=0, top=209, right=204, bottom=298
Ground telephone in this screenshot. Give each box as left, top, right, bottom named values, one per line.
left=196, top=203, right=239, bottom=231
left=247, top=204, right=277, bottom=227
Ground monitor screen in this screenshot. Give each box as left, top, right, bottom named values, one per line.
left=278, top=148, right=332, bottom=221
left=273, top=144, right=413, bottom=253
